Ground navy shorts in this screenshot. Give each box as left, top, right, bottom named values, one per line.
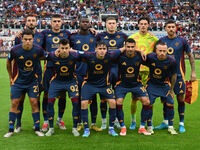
left=11, top=80, right=39, bottom=99
left=115, top=82, right=148, bottom=99
left=174, top=76, right=185, bottom=95
left=43, top=67, right=55, bottom=92
left=48, top=79, right=79, bottom=99
left=146, top=82, right=174, bottom=105
left=109, top=65, right=118, bottom=87
left=81, top=83, right=115, bottom=101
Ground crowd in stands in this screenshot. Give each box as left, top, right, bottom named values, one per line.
left=0, top=0, right=200, bottom=51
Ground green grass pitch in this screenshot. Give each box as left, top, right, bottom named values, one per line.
left=0, top=59, right=199, bottom=150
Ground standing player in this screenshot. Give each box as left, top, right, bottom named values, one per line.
left=45, top=39, right=80, bottom=136
left=115, top=38, right=150, bottom=136
left=140, top=41, right=178, bottom=135
left=70, top=17, right=102, bottom=132
left=4, top=29, right=45, bottom=137
left=96, top=17, right=128, bottom=129
left=13, top=15, right=43, bottom=133
left=154, top=20, right=196, bottom=133
left=40, top=14, right=71, bottom=131
left=80, top=41, right=125, bottom=137
left=128, top=17, right=158, bottom=130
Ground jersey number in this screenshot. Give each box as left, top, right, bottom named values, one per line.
left=70, top=85, right=78, bottom=92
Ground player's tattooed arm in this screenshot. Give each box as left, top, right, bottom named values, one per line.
left=187, top=52, right=196, bottom=81
left=6, top=59, right=14, bottom=86
left=167, top=73, right=177, bottom=98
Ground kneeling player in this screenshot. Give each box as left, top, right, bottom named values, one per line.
left=4, top=29, right=45, bottom=137
left=115, top=38, right=150, bottom=136
left=45, top=39, right=80, bottom=136
left=80, top=41, right=125, bottom=137
left=141, top=41, right=178, bottom=135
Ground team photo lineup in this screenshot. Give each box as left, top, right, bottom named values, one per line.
left=2, top=1, right=199, bottom=139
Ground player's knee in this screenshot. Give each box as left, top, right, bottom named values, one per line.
left=108, top=99, right=116, bottom=108
left=116, top=99, right=123, bottom=105
left=30, top=99, right=39, bottom=112
left=177, top=95, right=184, bottom=102
left=81, top=101, right=88, bottom=109
left=142, top=98, right=150, bottom=106
left=11, top=100, right=20, bottom=109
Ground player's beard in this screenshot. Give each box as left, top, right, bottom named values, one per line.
left=27, top=26, right=35, bottom=31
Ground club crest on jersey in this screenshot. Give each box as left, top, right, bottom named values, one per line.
left=104, top=60, right=108, bottom=63
left=163, top=65, right=168, bottom=69
left=68, top=61, right=73, bottom=65
left=19, top=56, right=24, bottom=59
left=135, top=62, right=140, bottom=66
left=90, top=38, right=94, bottom=43
left=175, top=42, right=179, bottom=47
left=37, top=39, right=40, bottom=43
left=60, top=33, right=63, bottom=37
left=104, top=36, right=109, bottom=39
left=76, top=40, right=81, bottom=44
left=33, top=53, right=37, bottom=58
left=116, top=35, right=120, bottom=39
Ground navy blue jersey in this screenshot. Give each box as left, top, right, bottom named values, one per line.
left=117, top=52, right=143, bottom=87
left=96, top=31, right=128, bottom=51
left=40, top=29, right=71, bottom=67
left=143, top=52, right=177, bottom=85
left=14, top=31, right=43, bottom=46
left=158, top=36, right=191, bottom=78
left=8, top=44, right=46, bottom=85
left=81, top=50, right=121, bottom=87
left=47, top=52, right=80, bottom=81
left=70, top=32, right=97, bottom=76
left=14, top=31, right=43, bottom=78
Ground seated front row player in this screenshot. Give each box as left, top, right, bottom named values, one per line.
left=45, top=39, right=80, bottom=136
left=115, top=38, right=150, bottom=136
left=140, top=41, right=178, bottom=135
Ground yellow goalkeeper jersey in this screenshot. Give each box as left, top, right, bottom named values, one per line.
left=128, top=32, right=158, bottom=71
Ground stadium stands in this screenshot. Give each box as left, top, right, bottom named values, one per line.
left=0, top=0, right=199, bottom=51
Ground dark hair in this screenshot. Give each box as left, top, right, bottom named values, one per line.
left=125, top=38, right=136, bottom=45
left=21, top=29, right=34, bottom=38
left=138, top=16, right=150, bottom=24
left=155, top=40, right=167, bottom=50
left=79, top=16, right=89, bottom=22
left=106, top=17, right=117, bottom=23
left=164, top=20, right=176, bottom=27
left=60, top=39, right=69, bottom=45
left=96, top=41, right=107, bottom=47
left=51, top=14, right=61, bottom=19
